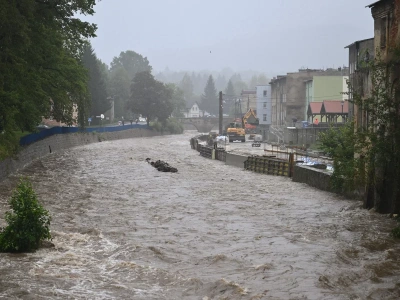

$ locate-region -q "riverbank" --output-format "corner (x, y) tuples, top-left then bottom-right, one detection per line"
(1, 131), (398, 299)
(192, 135), (335, 193)
(0, 128), (163, 182)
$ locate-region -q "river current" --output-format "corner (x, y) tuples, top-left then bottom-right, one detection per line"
(0, 131), (399, 299)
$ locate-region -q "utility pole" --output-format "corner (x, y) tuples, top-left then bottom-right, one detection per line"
(219, 91), (223, 134)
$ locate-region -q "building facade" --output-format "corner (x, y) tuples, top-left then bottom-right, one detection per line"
(304, 76), (349, 120)
(345, 38), (374, 125)
(368, 0), (400, 59)
(270, 68), (348, 126)
(183, 102), (201, 118)
(256, 85), (272, 126)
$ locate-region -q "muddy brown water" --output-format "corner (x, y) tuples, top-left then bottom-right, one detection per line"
(0, 131), (399, 299)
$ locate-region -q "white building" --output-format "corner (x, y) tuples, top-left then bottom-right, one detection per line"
(256, 85), (271, 140)
(256, 85), (272, 126)
(183, 102), (201, 118)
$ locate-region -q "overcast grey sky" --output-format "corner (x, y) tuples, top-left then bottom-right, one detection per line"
(86, 0), (375, 74)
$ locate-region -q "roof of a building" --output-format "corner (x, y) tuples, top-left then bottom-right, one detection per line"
(344, 38), (374, 49)
(321, 100), (349, 114)
(186, 101), (199, 109)
(307, 102), (323, 114)
(241, 90), (256, 95)
(307, 100), (349, 115)
(269, 75), (287, 84)
(366, 0), (384, 8)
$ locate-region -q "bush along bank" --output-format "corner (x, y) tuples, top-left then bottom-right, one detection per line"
(150, 118), (184, 134)
(0, 178), (52, 252)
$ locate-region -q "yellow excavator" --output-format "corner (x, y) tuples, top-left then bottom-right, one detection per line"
(227, 120), (246, 142)
(226, 99), (246, 142)
(242, 108), (259, 134)
(226, 108), (259, 142)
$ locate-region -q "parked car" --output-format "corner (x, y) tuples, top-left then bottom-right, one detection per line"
(36, 124), (50, 130)
(295, 121), (310, 128)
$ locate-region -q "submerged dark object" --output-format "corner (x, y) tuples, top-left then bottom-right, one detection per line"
(146, 158), (178, 173)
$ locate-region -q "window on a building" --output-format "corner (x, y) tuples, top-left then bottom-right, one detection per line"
(263, 114), (267, 121)
(263, 90), (267, 97)
(263, 102), (267, 108)
(380, 17), (387, 48)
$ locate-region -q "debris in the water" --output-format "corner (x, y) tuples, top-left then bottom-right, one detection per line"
(145, 158), (178, 173)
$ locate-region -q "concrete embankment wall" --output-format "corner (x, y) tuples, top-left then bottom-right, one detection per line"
(225, 153), (249, 168)
(292, 165), (332, 192)
(192, 136), (335, 194)
(0, 128), (159, 182)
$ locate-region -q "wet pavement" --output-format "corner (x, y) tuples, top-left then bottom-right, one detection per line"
(0, 131), (399, 299)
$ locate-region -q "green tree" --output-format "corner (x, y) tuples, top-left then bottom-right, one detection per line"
(0, 0), (97, 155)
(319, 50), (400, 214)
(215, 75), (227, 92)
(179, 73), (194, 100)
(82, 44), (110, 122)
(201, 75), (217, 115)
(318, 122), (357, 192)
(0, 179), (51, 252)
(97, 58), (110, 92)
(128, 72), (173, 125)
(248, 74), (269, 89)
(225, 79), (236, 97)
(233, 81), (248, 96)
(257, 74), (269, 85)
(109, 67), (131, 119)
(350, 52), (400, 213)
(248, 75), (258, 90)
(166, 84), (186, 117)
(110, 50), (152, 80)
(224, 79), (236, 116)
(229, 74), (248, 96)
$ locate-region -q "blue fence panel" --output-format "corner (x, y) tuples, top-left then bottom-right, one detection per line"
(19, 124), (150, 146)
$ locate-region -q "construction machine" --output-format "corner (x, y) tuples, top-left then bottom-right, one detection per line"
(226, 99), (246, 142)
(242, 108), (259, 134)
(226, 120), (246, 142)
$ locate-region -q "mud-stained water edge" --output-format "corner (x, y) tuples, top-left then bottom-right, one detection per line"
(0, 131), (399, 299)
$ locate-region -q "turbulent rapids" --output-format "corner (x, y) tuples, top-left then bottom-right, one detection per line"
(0, 131), (400, 299)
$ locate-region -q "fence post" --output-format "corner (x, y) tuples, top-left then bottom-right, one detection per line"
(288, 153), (294, 177)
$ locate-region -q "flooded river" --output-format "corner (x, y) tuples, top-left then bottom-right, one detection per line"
(0, 131), (399, 299)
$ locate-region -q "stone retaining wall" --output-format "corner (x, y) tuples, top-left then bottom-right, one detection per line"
(0, 128), (159, 182)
